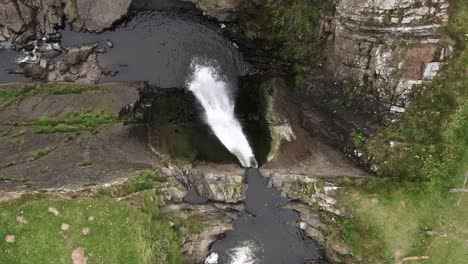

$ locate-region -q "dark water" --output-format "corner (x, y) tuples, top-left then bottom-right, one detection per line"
(0, 47), (27, 83)
(210, 169), (322, 264)
(60, 11), (249, 87)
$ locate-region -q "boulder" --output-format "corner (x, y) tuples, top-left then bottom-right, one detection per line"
(64, 44), (97, 66)
(190, 163), (246, 203)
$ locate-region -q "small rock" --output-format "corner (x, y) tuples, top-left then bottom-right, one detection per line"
(48, 207), (60, 216)
(57, 62), (69, 74)
(71, 247), (87, 264)
(106, 40), (113, 48)
(47, 63), (55, 71)
(95, 47), (106, 53)
(82, 227), (90, 236)
(332, 243), (351, 255)
(69, 67), (79, 75)
(39, 58), (47, 69)
(5, 235), (15, 243)
(43, 49), (62, 59)
(87, 215), (95, 222)
(61, 223), (70, 231)
(16, 215), (27, 224)
(426, 231), (446, 237)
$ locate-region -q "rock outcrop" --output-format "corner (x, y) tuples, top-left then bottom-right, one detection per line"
(189, 163), (246, 203)
(0, 0), (132, 43)
(160, 202), (245, 263)
(183, 0), (242, 21)
(0, 82), (154, 193)
(325, 0), (453, 109)
(65, 0), (132, 32)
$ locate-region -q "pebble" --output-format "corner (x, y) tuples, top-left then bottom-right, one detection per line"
(106, 40), (113, 48)
(48, 207), (60, 216)
(5, 235), (15, 243)
(87, 215), (95, 222)
(82, 227), (90, 236)
(61, 223), (70, 231)
(16, 215), (27, 224)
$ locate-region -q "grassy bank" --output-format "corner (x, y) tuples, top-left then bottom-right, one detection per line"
(340, 0), (468, 262)
(0, 193), (182, 264)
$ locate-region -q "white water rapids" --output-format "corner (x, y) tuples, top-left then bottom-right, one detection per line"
(186, 61), (257, 168)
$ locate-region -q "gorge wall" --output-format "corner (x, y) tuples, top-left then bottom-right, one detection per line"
(326, 0), (452, 111)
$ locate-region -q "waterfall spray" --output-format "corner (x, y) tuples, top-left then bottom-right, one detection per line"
(186, 60), (257, 168)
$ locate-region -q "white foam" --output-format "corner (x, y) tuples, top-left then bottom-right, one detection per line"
(187, 60), (257, 168)
(205, 252), (219, 264)
(227, 241), (260, 264)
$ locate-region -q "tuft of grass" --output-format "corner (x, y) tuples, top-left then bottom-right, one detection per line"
(0, 194), (182, 263)
(106, 169), (168, 198)
(30, 149), (49, 161)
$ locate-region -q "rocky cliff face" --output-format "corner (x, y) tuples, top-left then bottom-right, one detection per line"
(325, 0), (453, 110)
(0, 0), (132, 43)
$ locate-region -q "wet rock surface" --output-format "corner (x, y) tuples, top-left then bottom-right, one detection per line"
(160, 202), (245, 264)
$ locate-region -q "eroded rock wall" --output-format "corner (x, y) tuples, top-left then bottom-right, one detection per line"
(0, 0), (132, 43)
(326, 0), (453, 109)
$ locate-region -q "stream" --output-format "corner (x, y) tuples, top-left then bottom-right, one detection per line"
(209, 169), (321, 264)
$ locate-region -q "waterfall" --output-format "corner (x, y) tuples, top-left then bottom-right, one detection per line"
(186, 60), (257, 168)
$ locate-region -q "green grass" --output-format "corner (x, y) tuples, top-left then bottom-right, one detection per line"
(339, 0), (468, 262)
(30, 149), (49, 161)
(13, 112), (119, 134)
(99, 168), (168, 198)
(0, 85), (91, 108)
(0, 194), (182, 264)
(119, 169), (167, 195)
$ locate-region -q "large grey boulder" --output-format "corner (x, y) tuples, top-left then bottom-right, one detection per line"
(65, 0), (132, 32)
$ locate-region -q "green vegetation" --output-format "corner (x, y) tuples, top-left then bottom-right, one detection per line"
(241, 0), (334, 63)
(340, 0), (468, 262)
(10, 112), (119, 134)
(99, 168), (169, 198)
(238, 0), (334, 88)
(0, 85), (91, 108)
(30, 149), (49, 161)
(0, 194), (182, 263)
(119, 169), (167, 195)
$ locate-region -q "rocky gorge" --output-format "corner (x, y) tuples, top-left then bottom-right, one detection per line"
(1, 0), (465, 264)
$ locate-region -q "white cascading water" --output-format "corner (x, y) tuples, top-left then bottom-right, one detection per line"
(186, 60), (257, 168)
